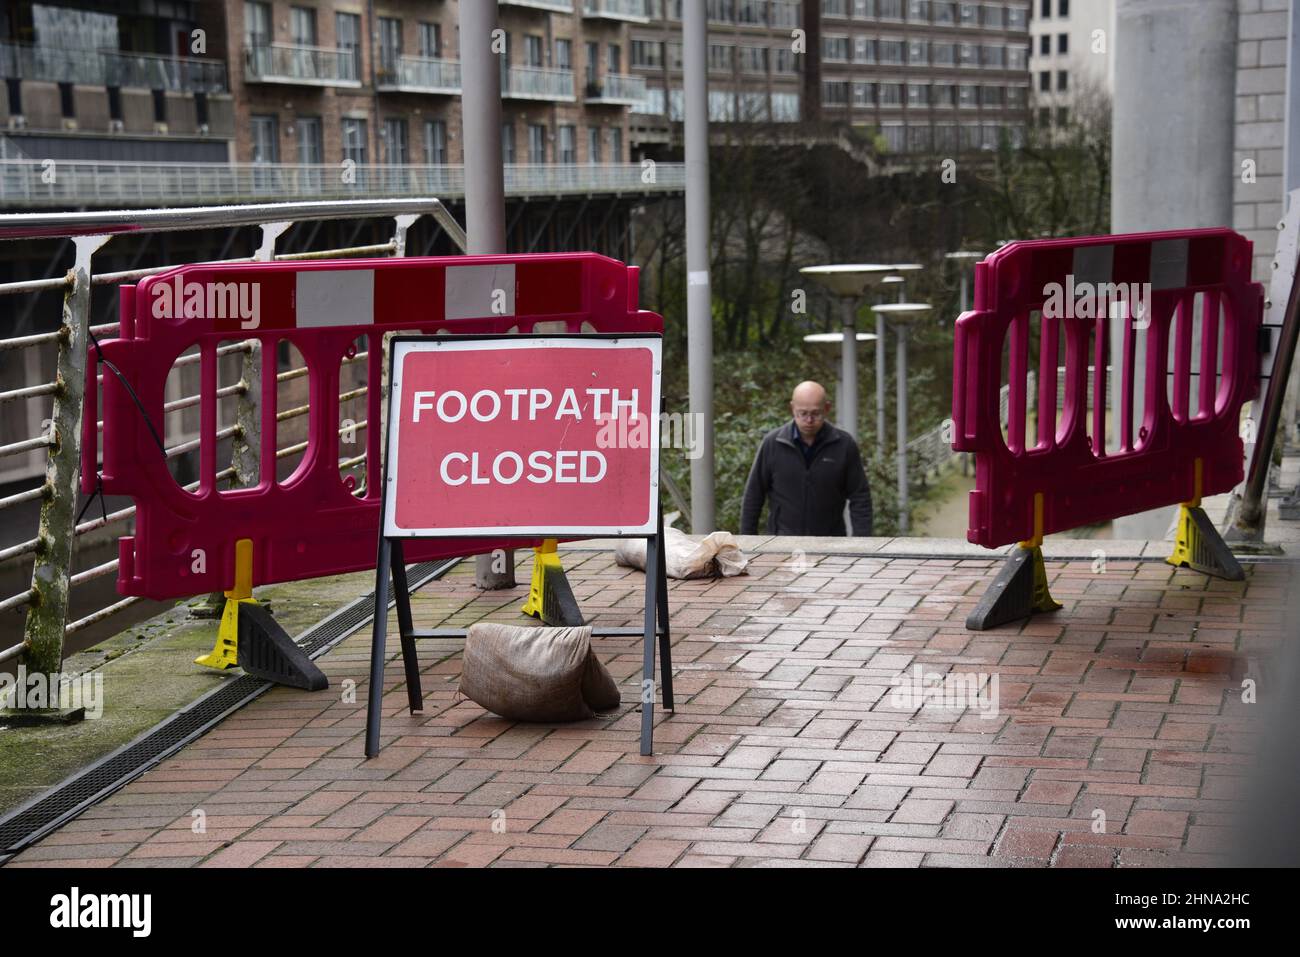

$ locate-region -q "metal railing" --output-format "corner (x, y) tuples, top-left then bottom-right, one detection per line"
(502, 66), (576, 101)
(0, 160), (685, 208)
(0, 198), (467, 676)
(377, 56), (462, 94)
(0, 41), (227, 93)
(500, 0), (576, 11)
(244, 43), (362, 87)
(583, 0), (651, 20)
(587, 73), (649, 105)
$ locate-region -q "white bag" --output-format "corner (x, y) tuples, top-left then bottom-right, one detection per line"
(615, 513), (749, 580)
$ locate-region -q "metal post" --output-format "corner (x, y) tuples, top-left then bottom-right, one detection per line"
(22, 233), (110, 677)
(684, 0), (715, 533)
(896, 322), (909, 534)
(461, 0), (515, 587)
(840, 297), (857, 439)
(876, 310), (887, 451)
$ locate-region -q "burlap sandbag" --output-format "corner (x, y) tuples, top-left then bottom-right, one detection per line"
(459, 622), (620, 722)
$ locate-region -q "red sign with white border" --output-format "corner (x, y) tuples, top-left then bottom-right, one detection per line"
(383, 335), (662, 537)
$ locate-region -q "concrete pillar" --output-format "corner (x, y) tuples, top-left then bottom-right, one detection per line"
(1110, 0), (1238, 539)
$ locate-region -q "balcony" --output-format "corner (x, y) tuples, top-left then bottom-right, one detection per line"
(244, 44), (362, 88)
(376, 56), (462, 95)
(585, 73), (648, 107)
(0, 159), (685, 207)
(583, 0), (651, 22)
(0, 41), (227, 93)
(501, 66), (575, 102)
(499, 0), (575, 12)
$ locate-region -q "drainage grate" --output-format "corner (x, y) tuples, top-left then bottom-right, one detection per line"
(0, 559), (459, 862)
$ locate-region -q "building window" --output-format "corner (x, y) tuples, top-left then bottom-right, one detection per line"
(607, 126), (622, 161)
(879, 82), (903, 106)
(958, 83), (977, 107)
(586, 41), (600, 86)
(771, 91), (800, 120)
(983, 4), (1004, 29)
(245, 1), (271, 45)
(378, 18), (402, 82)
(588, 127), (602, 163)
(932, 42), (956, 65)
(709, 43), (734, 71)
(424, 120), (448, 164)
(933, 83), (956, 106)
(525, 35), (544, 67)
(1039, 70), (1050, 91)
(382, 118), (408, 165)
(556, 38), (572, 70)
(1039, 34), (1050, 56)
(853, 0), (873, 16)
(879, 0), (903, 19)
(1008, 45), (1027, 69)
(418, 22), (442, 58)
(1059, 0), (1069, 14)
(907, 83), (928, 106)
(959, 2), (979, 26)
(558, 125), (576, 163)
(740, 46), (767, 73)
(290, 6), (316, 45)
(1057, 106), (1070, 125)
(1007, 6), (1027, 29)
(528, 123), (547, 164)
(1058, 33), (1068, 54)
(336, 12), (361, 81)
(774, 47), (798, 72)
(251, 114), (278, 163)
(502, 123), (516, 163)
(822, 36), (849, 61)
(934, 1), (956, 23)
(981, 86), (1003, 107)
(908, 0), (930, 22)
(822, 80), (850, 105)
(342, 117), (367, 165)
(632, 40), (663, 68)
(608, 43), (622, 73)
(853, 81), (874, 106)
(823, 0), (847, 15)
(982, 45), (1005, 67)
(1057, 70), (1068, 91)
(1040, 0), (1050, 17)
(880, 39), (905, 64)
(296, 116), (322, 164)
(959, 42), (977, 66)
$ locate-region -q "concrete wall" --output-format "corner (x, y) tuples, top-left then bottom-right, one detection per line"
(1233, 0), (1293, 283)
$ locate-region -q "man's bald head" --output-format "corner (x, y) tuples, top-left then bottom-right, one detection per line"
(792, 381), (827, 407)
(790, 380), (831, 442)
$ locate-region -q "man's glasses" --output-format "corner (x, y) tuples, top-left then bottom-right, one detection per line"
(793, 409), (825, 422)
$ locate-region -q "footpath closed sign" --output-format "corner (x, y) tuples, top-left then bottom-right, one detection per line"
(383, 335), (662, 537)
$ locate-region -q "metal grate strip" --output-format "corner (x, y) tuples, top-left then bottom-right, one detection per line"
(0, 559), (459, 862)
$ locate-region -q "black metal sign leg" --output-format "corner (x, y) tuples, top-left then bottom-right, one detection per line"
(655, 509), (674, 711)
(364, 537), (393, 759)
(639, 528), (660, 756)
(389, 540), (425, 714)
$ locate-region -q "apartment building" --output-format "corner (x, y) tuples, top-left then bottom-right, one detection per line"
(0, 0), (235, 162)
(1028, 0), (1114, 127)
(628, 0), (1031, 156)
(231, 0), (646, 169)
(812, 0), (1031, 153)
(628, 0), (804, 141)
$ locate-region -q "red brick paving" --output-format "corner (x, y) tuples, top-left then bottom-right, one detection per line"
(5, 547), (1294, 868)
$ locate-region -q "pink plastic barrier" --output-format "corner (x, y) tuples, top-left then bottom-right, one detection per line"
(951, 228), (1263, 548)
(82, 253), (662, 600)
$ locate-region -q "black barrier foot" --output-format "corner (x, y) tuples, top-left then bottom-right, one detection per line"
(521, 539), (586, 627)
(237, 604), (329, 691)
(1167, 504), (1246, 581)
(967, 544), (1062, 631)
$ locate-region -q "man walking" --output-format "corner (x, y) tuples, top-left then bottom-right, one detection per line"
(740, 381), (873, 536)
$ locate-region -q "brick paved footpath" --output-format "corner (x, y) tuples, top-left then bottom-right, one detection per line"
(6, 546), (1294, 868)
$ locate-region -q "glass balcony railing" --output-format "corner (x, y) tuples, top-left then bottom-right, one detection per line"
(583, 0), (651, 22)
(376, 56), (462, 94)
(501, 66), (576, 101)
(0, 160), (685, 207)
(585, 73), (648, 106)
(0, 42), (227, 93)
(244, 43), (362, 87)
(499, 0), (576, 12)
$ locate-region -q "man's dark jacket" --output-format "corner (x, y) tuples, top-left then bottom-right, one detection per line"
(740, 421), (873, 536)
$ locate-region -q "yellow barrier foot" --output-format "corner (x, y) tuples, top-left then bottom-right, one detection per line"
(521, 539), (586, 626)
(966, 544), (1062, 631)
(194, 596), (244, 670)
(1167, 504), (1246, 581)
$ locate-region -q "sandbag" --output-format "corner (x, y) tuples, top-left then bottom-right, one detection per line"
(615, 525), (750, 579)
(459, 622), (620, 722)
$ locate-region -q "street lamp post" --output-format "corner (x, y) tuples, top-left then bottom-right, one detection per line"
(872, 302), (933, 534)
(945, 250), (984, 315)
